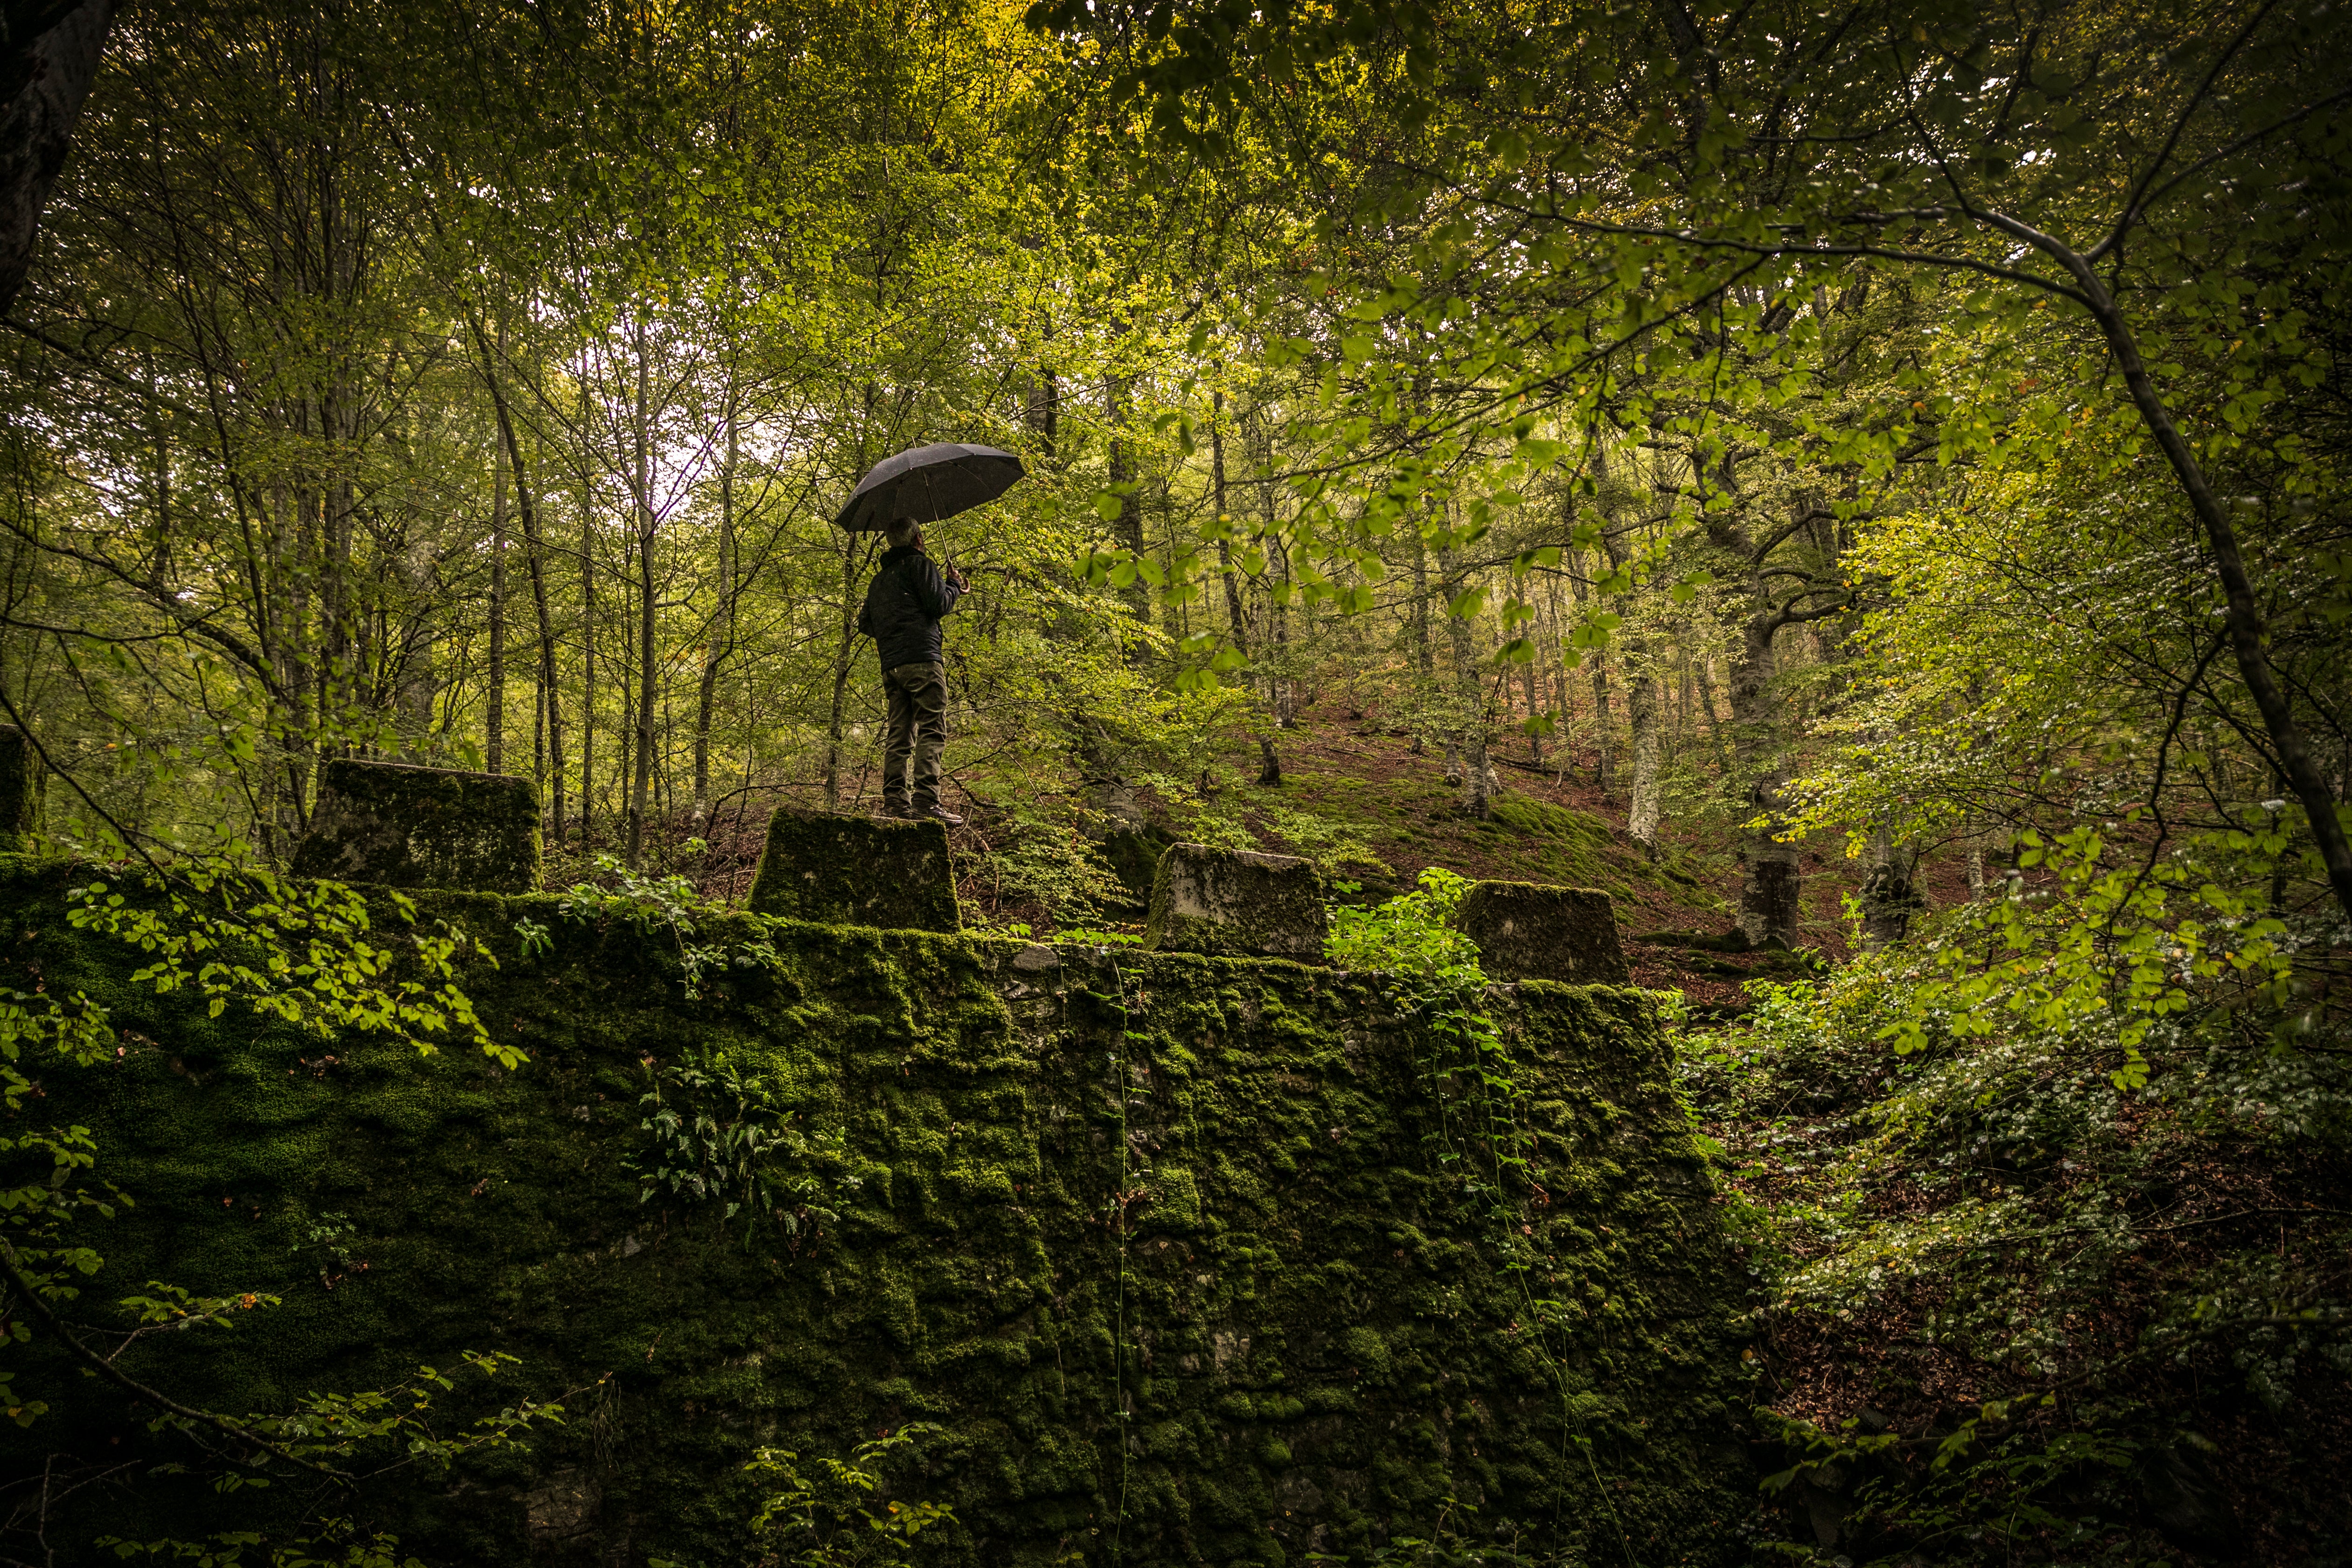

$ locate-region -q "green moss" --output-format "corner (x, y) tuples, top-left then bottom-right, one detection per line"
(289, 757), (540, 892)
(1452, 880), (1631, 986)
(746, 806), (959, 931)
(1144, 844), (1328, 961)
(0, 859), (1751, 1565)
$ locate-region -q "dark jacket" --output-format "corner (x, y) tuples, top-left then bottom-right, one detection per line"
(857, 544), (962, 671)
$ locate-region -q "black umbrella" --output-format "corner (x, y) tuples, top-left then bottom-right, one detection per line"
(833, 442), (1026, 532)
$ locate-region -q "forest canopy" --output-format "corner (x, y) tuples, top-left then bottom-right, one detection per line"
(0, 0), (2342, 939)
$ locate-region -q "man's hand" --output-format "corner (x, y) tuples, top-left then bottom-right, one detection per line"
(944, 561), (969, 592)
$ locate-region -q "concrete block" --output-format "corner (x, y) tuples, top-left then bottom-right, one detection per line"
(1451, 880), (1629, 985)
(0, 725), (41, 851)
(1145, 842), (1327, 961)
(292, 759), (541, 892)
(746, 808), (958, 931)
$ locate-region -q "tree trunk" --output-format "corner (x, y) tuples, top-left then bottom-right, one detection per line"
(1625, 671), (1661, 851)
(1568, 548), (1614, 791)
(1993, 212), (2352, 927)
(578, 376), (595, 848)
(1521, 658), (1542, 766)
(1435, 538), (1491, 819)
(629, 331), (656, 863)
(474, 317), (565, 845)
(1859, 829), (1924, 947)
(486, 410), (507, 775)
(1029, 350), (1058, 461)
(1711, 510), (1800, 950)
(1408, 532), (1433, 690)
(693, 407), (737, 824)
(823, 524), (864, 812)
(1598, 447), (1661, 852)
(271, 483), (309, 850)
(1694, 653), (1731, 771)
(1210, 390), (1277, 786)
(0, 0), (112, 315)
(616, 591), (632, 840)
(1106, 374), (1147, 626)
(323, 456), (353, 737)
(1211, 392), (1248, 656)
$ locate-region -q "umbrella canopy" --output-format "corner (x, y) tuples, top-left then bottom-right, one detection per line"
(833, 441), (1026, 532)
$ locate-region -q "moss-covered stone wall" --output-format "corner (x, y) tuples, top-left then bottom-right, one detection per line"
(0, 860), (1753, 1565)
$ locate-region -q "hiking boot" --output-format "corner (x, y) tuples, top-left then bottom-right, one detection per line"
(920, 805), (964, 826)
(879, 800), (913, 820)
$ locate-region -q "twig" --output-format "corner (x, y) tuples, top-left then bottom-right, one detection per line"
(0, 1237), (348, 1482)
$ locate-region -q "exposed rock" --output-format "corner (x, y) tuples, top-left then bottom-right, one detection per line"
(523, 1466), (601, 1541)
(0, 724), (41, 850)
(291, 758), (540, 892)
(1144, 842), (1327, 961)
(746, 806), (958, 931)
(1450, 880), (1630, 985)
(2140, 1440), (2243, 1560)
(1098, 821), (1174, 910)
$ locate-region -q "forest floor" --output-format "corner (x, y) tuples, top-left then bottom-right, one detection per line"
(963, 691), (1969, 1009)
(662, 687), (1984, 1011)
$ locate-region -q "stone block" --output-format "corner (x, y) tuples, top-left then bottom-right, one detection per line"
(1451, 880), (1629, 985)
(1144, 842), (1327, 961)
(0, 725), (41, 851)
(292, 758), (541, 892)
(746, 807), (958, 931)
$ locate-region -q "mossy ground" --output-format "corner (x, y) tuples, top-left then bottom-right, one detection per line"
(0, 859), (1755, 1565)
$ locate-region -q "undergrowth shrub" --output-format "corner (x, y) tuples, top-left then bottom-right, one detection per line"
(1678, 831), (2352, 1563)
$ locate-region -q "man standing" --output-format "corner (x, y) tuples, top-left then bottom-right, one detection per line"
(857, 517), (967, 823)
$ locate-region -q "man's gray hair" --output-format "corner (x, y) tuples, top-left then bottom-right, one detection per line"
(884, 517), (923, 549)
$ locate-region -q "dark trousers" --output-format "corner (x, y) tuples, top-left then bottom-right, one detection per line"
(882, 661), (949, 811)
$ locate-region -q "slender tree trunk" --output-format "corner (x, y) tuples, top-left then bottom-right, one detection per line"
(1436, 538), (1491, 818)
(143, 351), (171, 593)
(1694, 653), (1731, 771)
(1598, 448), (1661, 851)
(1710, 506), (1801, 950)
(579, 378), (595, 847)
(1996, 213), (2352, 926)
(486, 411), (507, 774)
(1211, 392), (1248, 653)
(693, 407), (737, 823)
(1859, 828), (1924, 947)
(394, 533), (435, 750)
(1408, 535), (1433, 688)
(1106, 373), (1147, 626)
(323, 447), (352, 737)
(1544, 573), (1572, 775)
(1569, 548), (1614, 791)
(629, 336), (657, 861)
(1621, 651), (1660, 846)
(1210, 391), (1278, 785)
(1268, 543), (1292, 729)
(474, 317), (566, 842)
(1029, 315), (1058, 461)
(1522, 658), (1542, 766)
(824, 532), (861, 812)
(273, 483), (310, 847)
(824, 393), (876, 812)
